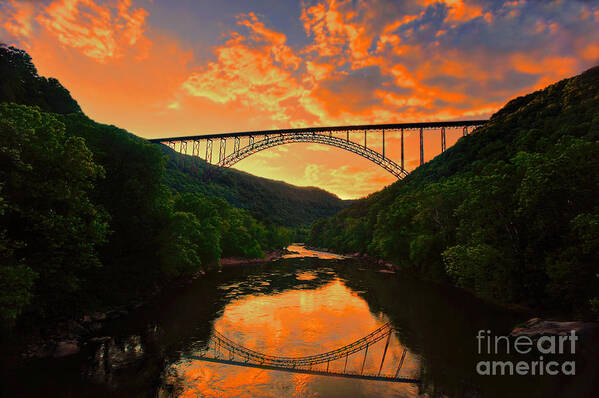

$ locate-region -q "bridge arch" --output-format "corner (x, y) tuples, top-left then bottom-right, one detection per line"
(149, 120), (487, 180)
(217, 132), (409, 179)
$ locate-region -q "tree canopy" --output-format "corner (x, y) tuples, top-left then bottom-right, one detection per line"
(309, 66), (599, 317)
(0, 47), (293, 324)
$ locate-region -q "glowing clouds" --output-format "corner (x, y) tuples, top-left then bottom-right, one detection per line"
(2, 0), (36, 38)
(182, 14), (307, 125)
(302, 163), (396, 199)
(35, 0), (150, 62)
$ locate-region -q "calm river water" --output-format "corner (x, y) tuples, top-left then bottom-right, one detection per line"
(2, 245), (596, 397)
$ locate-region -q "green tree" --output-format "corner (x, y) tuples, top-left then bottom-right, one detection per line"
(157, 211), (203, 279)
(0, 190), (37, 321)
(0, 103), (107, 319)
(0, 44), (81, 114)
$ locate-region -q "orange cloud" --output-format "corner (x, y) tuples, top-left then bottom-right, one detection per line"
(2, 0), (36, 38)
(300, 0), (378, 65)
(304, 60), (335, 82)
(582, 44), (599, 61)
(35, 0), (149, 62)
(511, 54), (580, 89)
(441, 0), (483, 23)
(182, 14), (308, 125)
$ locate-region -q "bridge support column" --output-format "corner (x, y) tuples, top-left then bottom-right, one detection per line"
(344, 353), (349, 372)
(463, 126), (468, 136)
(382, 129), (385, 158)
(419, 128), (424, 166)
(441, 127), (446, 152)
(378, 332), (392, 376)
(364, 130), (367, 148)
(219, 138), (227, 163)
(395, 347), (407, 378)
(205, 139), (213, 164)
(249, 135), (254, 148)
(361, 344), (369, 375)
(191, 140), (200, 175)
(346, 131), (349, 143)
(234, 136), (240, 154)
(401, 129), (404, 170)
(180, 140), (188, 155)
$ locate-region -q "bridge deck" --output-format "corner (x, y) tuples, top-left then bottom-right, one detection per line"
(148, 120), (487, 142)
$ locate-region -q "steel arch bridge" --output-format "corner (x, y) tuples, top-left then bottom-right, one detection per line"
(186, 322), (420, 383)
(148, 120), (487, 179)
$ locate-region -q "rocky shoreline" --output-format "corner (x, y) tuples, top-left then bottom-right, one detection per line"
(511, 317), (599, 341)
(18, 300), (148, 360)
(510, 317), (599, 364)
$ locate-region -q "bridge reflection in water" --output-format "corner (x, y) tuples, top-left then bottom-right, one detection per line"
(186, 322), (420, 384)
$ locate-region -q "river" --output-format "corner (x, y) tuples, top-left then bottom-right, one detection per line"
(1, 245), (596, 397)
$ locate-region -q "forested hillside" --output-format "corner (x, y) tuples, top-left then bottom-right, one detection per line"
(0, 44), (297, 324)
(161, 146), (348, 227)
(309, 66), (599, 316)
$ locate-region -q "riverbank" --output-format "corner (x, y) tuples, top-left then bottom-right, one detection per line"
(219, 248), (293, 266)
(1, 245), (326, 363)
(304, 244), (599, 328)
(3, 298), (149, 362)
(3, 248), (599, 398)
(3, 251), (286, 363)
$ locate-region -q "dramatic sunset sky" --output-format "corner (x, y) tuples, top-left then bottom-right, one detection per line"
(2, 0), (598, 198)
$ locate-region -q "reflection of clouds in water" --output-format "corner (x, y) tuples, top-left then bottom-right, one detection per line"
(283, 245), (346, 260)
(173, 274), (418, 397)
(296, 271), (317, 281)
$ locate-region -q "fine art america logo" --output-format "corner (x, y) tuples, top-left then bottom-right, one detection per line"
(476, 330), (577, 376)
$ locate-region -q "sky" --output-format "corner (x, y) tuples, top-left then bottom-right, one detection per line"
(1, 0), (598, 199)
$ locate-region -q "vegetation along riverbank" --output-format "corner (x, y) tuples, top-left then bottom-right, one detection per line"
(0, 44), (347, 351)
(308, 65), (599, 320)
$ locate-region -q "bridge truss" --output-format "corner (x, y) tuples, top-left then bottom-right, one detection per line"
(185, 322), (420, 383)
(148, 120), (486, 179)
